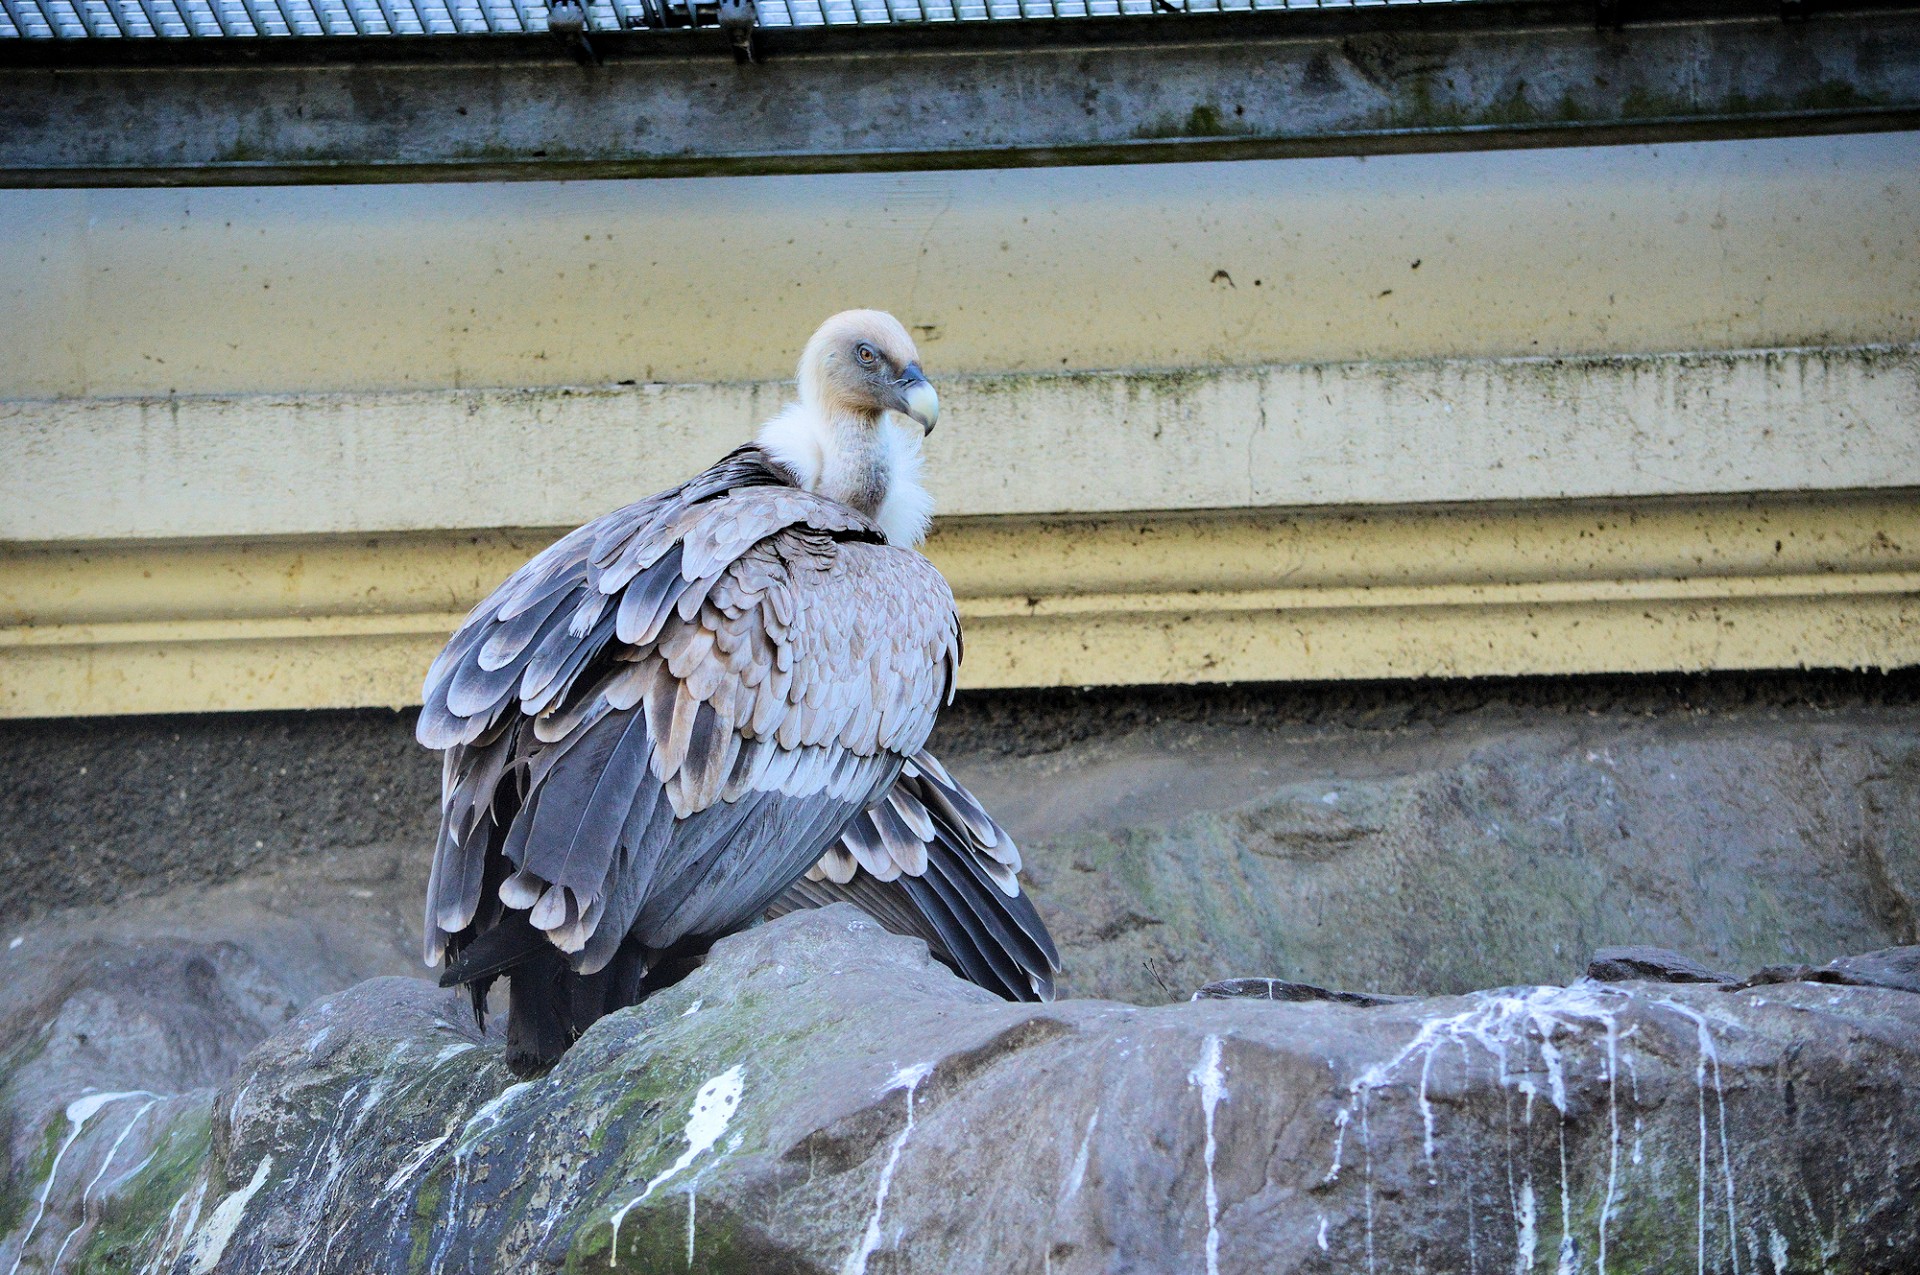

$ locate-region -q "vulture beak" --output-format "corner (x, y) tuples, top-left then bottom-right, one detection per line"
(893, 364), (940, 435)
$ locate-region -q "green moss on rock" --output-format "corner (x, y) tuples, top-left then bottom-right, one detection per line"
(71, 1106), (213, 1275)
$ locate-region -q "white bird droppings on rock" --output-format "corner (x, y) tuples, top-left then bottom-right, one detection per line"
(1654, 997), (1739, 1275)
(1189, 1035), (1227, 1275)
(1062, 1109), (1099, 1201)
(186, 1155), (272, 1275)
(381, 1120), (457, 1197)
(7, 1089), (162, 1275)
(609, 1064), (745, 1267)
(1514, 1179), (1537, 1275)
(49, 1095), (161, 1272)
(842, 1063), (933, 1275)
(427, 1080), (538, 1275)
(1330, 984), (1632, 1275)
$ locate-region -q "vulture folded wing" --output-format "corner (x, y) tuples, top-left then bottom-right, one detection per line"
(768, 750), (1061, 1001)
(419, 450), (961, 983)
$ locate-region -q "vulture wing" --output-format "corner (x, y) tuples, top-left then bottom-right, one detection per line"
(768, 750), (1061, 1001)
(417, 448), (960, 1068)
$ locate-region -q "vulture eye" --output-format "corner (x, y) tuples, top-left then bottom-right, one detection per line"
(855, 342), (878, 365)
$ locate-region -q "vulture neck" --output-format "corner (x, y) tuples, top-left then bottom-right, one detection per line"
(756, 401), (933, 548)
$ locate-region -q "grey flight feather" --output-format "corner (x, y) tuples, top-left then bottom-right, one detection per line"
(770, 749), (1061, 1001)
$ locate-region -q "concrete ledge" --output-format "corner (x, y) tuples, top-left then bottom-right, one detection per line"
(3, 3), (1917, 184)
(4, 491), (1915, 715)
(5, 343), (1917, 541)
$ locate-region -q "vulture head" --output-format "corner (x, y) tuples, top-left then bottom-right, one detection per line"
(761, 310), (940, 548)
(798, 309), (940, 434)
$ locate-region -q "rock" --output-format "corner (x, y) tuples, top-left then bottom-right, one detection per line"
(0, 846), (424, 1275)
(1732, 944), (1920, 995)
(30, 907), (1920, 1274)
(962, 713), (1920, 1004)
(1584, 945), (1735, 985)
(1824, 944), (1920, 993)
(12, 681), (1920, 1012)
(1190, 977), (1410, 1006)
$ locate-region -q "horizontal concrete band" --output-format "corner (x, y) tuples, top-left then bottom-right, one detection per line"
(10, 135), (1915, 399)
(5, 342), (1918, 542)
(3, 3), (1917, 184)
(3, 490), (1916, 716)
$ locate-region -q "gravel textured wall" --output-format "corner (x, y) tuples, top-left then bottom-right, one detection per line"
(3, 672), (1917, 1000)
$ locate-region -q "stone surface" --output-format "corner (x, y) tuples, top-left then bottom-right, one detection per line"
(967, 686), (1920, 1004)
(1824, 946), (1920, 994)
(1734, 945), (1920, 996)
(1585, 946), (1735, 986)
(0, 708), (434, 919)
(4, 674), (1919, 1271)
(6, 909), (1916, 1274)
(1190, 978), (1411, 1006)
(7, 675), (1918, 1010)
(0, 843), (423, 1275)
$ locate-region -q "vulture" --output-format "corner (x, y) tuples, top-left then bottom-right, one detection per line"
(417, 310), (1060, 1076)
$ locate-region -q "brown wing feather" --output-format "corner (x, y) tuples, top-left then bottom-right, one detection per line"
(419, 446), (960, 982)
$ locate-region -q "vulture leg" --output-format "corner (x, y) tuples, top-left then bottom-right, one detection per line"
(495, 931), (714, 1076)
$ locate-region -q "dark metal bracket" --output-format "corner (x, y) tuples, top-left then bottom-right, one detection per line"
(545, 0), (598, 61)
(717, 0), (754, 62)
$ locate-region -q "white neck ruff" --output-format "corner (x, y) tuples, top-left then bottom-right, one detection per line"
(757, 403), (933, 548)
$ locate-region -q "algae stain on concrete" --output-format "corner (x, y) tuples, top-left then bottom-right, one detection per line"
(1370, 74), (1891, 136)
(1135, 104), (1246, 140)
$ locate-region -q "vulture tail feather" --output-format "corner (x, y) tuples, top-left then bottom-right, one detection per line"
(503, 946), (583, 1077)
(917, 848), (1034, 999)
(934, 832), (1061, 982)
(645, 791), (852, 945)
(503, 932), (699, 1077)
(573, 783), (673, 976)
(439, 912), (550, 989)
(896, 871), (1011, 998)
(523, 709), (654, 900)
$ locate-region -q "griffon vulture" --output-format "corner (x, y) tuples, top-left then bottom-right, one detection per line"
(418, 310), (1059, 1075)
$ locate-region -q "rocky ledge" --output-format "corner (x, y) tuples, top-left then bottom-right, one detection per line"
(8, 908), (1920, 1274)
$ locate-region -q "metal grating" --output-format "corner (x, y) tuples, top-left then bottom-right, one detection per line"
(0, 0), (1474, 38)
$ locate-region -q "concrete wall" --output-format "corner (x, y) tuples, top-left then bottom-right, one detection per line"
(7, 491), (1919, 716)
(6, 672), (1916, 1000)
(4, 132), (1918, 716)
(5, 135), (1916, 395)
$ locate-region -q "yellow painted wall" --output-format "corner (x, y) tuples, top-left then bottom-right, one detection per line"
(7, 346), (1915, 541)
(6, 493), (1916, 717)
(3, 133), (1916, 398)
